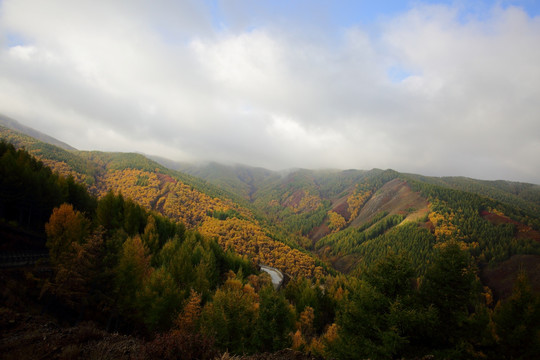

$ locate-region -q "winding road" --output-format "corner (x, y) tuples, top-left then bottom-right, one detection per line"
(259, 265), (284, 289)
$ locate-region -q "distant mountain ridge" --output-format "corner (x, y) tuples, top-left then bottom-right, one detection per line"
(0, 113), (76, 151)
(0, 120), (325, 278)
(2, 115), (540, 294)
(179, 162), (540, 219)
(177, 158), (540, 286)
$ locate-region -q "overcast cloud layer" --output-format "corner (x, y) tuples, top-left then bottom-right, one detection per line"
(1, 0), (539, 184)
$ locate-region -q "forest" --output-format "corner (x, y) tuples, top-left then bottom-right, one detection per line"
(1, 132), (540, 359)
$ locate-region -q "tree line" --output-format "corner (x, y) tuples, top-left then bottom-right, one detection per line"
(1, 140), (539, 359)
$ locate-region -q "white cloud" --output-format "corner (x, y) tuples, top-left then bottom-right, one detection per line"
(0, 1), (539, 183)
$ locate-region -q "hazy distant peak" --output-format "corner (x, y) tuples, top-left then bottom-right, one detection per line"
(0, 114), (76, 151)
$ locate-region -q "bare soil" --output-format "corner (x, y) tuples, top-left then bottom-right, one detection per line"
(282, 189), (307, 209)
(481, 254), (540, 300)
(481, 211), (540, 242)
(0, 307), (143, 360)
(350, 179), (429, 228)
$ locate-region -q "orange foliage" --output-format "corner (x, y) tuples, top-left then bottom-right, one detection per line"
(346, 188), (371, 221)
(199, 217), (323, 278)
(309, 323), (339, 357)
(45, 203), (89, 266)
(176, 289), (202, 331)
(428, 208), (459, 241)
(291, 329), (306, 351)
(297, 306), (315, 340)
(95, 168), (323, 278)
(327, 211), (346, 232)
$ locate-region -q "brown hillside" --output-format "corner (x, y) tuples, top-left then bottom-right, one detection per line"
(481, 254), (540, 300)
(350, 178), (429, 228)
(331, 193), (352, 220)
(481, 211), (540, 242)
(308, 188), (355, 242)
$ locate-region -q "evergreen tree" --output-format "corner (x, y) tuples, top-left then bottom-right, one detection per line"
(254, 285), (294, 352)
(493, 270), (540, 359)
(201, 275), (259, 354)
(419, 242), (482, 353)
(332, 253), (434, 359)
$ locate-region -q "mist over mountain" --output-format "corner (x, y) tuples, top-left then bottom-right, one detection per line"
(0, 113), (76, 151)
(2, 115), (540, 359)
(2, 1), (540, 184)
(2, 0), (540, 357)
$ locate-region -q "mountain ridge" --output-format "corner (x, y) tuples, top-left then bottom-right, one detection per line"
(0, 113), (76, 151)
(2, 116), (540, 281)
(2, 115), (540, 359)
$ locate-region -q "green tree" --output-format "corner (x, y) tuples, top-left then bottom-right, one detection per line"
(419, 242), (481, 352)
(201, 276), (259, 354)
(115, 235), (152, 321)
(493, 270), (540, 359)
(332, 253), (436, 359)
(142, 215), (160, 259)
(97, 190), (124, 233)
(364, 252), (415, 299)
(253, 285), (295, 352)
(138, 267), (185, 332)
(333, 281), (405, 360)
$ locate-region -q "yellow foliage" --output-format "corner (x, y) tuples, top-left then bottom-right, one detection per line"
(327, 211), (346, 232)
(434, 239), (468, 251)
(282, 190), (321, 214)
(323, 323), (339, 344)
(428, 208), (459, 241)
(92, 168), (324, 279)
(98, 169), (162, 209)
(489, 207), (505, 217)
(175, 289), (202, 331)
(268, 199), (280, 207)
(347, 188), (371, 221)
(199, 217), (323, 278)
(308, 323), (339, 357)
(294, 193), (321, 213)
(38, 158), (89, 185)
(298, 306), (315, 339)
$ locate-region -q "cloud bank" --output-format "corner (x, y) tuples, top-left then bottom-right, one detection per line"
(1, 0), (539, 183)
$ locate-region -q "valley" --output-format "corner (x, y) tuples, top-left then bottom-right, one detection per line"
(1, 117), (540, 359)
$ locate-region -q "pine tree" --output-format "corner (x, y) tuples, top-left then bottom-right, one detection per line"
(254, 285), (294, 352)
(493, 270), (540, 359)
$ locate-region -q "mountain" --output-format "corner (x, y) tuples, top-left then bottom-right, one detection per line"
(2, 118), (540, 288)
(2, 117), (540, 359)
(182, 162), (540, 286)
(0, 125), (324, 278)
(0, 113), (76, 151)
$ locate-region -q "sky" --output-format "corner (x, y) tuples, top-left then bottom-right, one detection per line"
(1, 0), (539, 184)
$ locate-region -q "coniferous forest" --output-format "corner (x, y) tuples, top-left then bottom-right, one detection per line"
(1, 127), (540, 359)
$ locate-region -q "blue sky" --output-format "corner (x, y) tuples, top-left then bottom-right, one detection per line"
(1, 0), (540, 183)
(204, 0), (540, 30)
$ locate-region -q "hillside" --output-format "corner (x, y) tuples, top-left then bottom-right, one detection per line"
(0, 114), (76, 151)
(182, 162), (540, 277)
(0, 127), (323, 278)
(3, 120), (539, 280)
(2, 120), (540, 359)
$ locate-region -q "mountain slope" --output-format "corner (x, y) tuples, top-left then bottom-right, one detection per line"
(0, 127), (323, 278)
(0, 114), (76, 151)
(2, 118), (540, 284)
(181, 162), (540, 277)
(405, 173), (540, 215)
